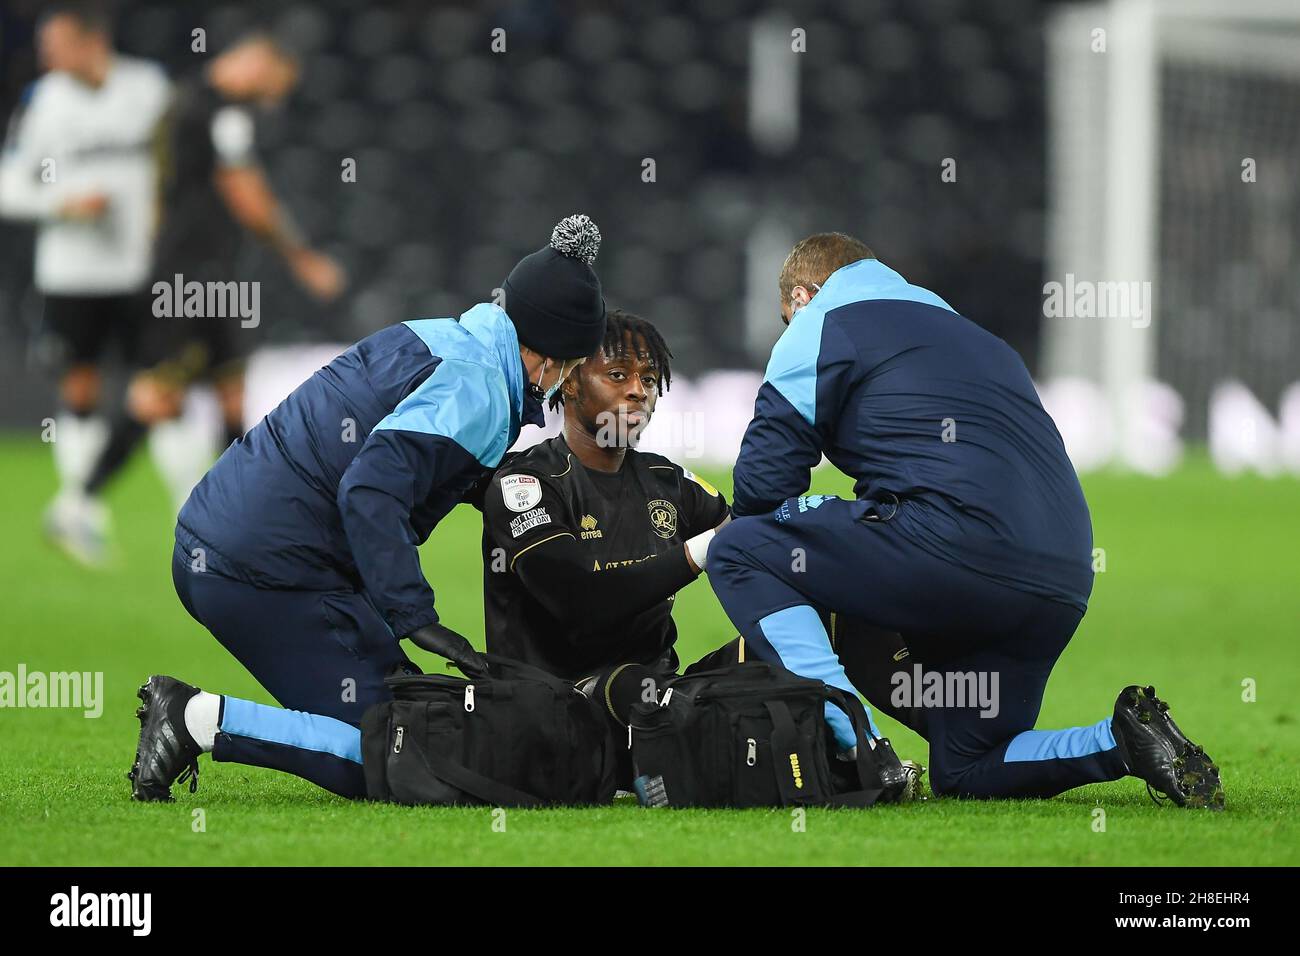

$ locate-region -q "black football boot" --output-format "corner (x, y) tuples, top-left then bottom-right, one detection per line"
(127, 675), (203, 802)
(1112, 684), (1224, 810)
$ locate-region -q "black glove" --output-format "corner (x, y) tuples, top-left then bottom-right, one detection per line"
(404, 622), (489, 677)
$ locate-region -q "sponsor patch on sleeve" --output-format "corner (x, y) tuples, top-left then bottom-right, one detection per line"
(509, 507), (551, 538)
(683, 468), (721, 498)
(500, 473), (543, 513)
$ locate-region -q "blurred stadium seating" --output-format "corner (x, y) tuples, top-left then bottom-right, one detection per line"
(0, 0), (1054, 428)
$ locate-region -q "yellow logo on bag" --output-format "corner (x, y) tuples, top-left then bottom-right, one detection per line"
(789, 753), (803, 789)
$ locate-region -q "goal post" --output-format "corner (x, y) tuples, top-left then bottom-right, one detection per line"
(1043, 0), (1300, 471)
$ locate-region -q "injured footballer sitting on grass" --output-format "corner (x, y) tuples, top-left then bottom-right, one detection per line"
(127, 306), (732, 800)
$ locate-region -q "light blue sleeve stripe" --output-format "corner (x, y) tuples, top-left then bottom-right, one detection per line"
(402, 317), (460, 356)
(221, 696), (362, 764)
(760, 258), (957, 432)
(756, 604), (880, 748)
(763, 312), (825, 427)
(373, 357), (512, 467)
(1003, 717), (1117, 763)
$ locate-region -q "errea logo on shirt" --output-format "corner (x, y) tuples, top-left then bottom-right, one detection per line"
(500, 474), (542, 513)
(579, 514), (602, 539)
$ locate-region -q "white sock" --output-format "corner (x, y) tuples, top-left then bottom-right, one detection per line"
(149, 415), (218, 513)
(184, 691), (221, 753)
(52, 413), (108, 496)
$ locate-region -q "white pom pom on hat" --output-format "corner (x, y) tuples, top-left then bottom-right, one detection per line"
(549, 214), (602, 265)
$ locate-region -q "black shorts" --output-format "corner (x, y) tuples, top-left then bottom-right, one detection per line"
(141, 312), (250, 386)
(41, 292), (151, 367)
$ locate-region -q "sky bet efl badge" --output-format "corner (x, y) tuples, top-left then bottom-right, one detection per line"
(500, 474), (542, 513)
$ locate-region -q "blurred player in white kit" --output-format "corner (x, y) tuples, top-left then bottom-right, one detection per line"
(0, 2), (169, 565)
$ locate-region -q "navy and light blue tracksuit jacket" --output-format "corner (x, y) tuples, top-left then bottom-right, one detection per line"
(176, 304), (543, 638)
(732, 258), (1093, 610)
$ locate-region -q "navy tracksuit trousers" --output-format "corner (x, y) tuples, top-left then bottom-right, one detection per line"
(708, 495), (1129, 799)
(172, 543), (406, 798)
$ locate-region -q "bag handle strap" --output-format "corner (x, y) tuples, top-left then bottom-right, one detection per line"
(411, 737), (546, 808)
(480, 653), (576, 694)
(764, 700), (809, 805)
(822, 686), (886, 808)
(671, 662), (780, 685)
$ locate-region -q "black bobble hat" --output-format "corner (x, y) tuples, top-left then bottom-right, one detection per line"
(502, 214), (607, 360)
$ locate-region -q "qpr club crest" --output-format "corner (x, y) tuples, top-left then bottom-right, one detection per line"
(647, 499), (678, 538)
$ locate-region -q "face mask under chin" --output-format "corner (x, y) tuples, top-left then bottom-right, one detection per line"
(528, 358), (575, 404)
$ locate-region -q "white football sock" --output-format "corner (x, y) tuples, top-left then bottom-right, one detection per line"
(149, 415), (218, 513)
(183, 691), (221, 753)
(52, 413), (108, 496)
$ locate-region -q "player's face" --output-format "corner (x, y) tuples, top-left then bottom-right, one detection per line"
(569, 336), (660, 447)
(39, 17), (96, 76)
(215, 42), (298, 104)
(251, 48), (300, 103)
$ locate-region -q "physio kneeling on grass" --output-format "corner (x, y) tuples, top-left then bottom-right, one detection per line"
(706, 232), (1224, 809)
(128, 215), (606, 801)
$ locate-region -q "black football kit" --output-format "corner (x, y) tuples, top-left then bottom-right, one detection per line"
(481, 434), (729, 681)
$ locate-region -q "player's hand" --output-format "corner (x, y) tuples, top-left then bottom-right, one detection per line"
(58, 193), (109, 221)
(127, 374), (185, 423)
(404, 622), (490, 677)
(289, 248), (346, 301)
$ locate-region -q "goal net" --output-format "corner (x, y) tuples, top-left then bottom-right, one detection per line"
(1042, 0), (1300, 474)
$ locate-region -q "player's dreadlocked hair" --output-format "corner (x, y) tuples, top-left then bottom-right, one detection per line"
(548, 308), (673, 410)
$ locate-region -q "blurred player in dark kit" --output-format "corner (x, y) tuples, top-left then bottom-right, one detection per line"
(83, 32), (345, 518)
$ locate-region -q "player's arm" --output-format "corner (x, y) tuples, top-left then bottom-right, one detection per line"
(731, 316), (857, 516)
(0, 83), (102, 222)
(678, 468), (730, 529)
(337, 360), (510, 641)
(208, 106), (343, 300)
(483, 472), (701, 642)
(515, 538), (698, 639)
(673, 466), (731, 571)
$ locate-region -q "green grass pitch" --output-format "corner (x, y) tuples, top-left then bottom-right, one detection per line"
(0, 434), (1296, 866)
